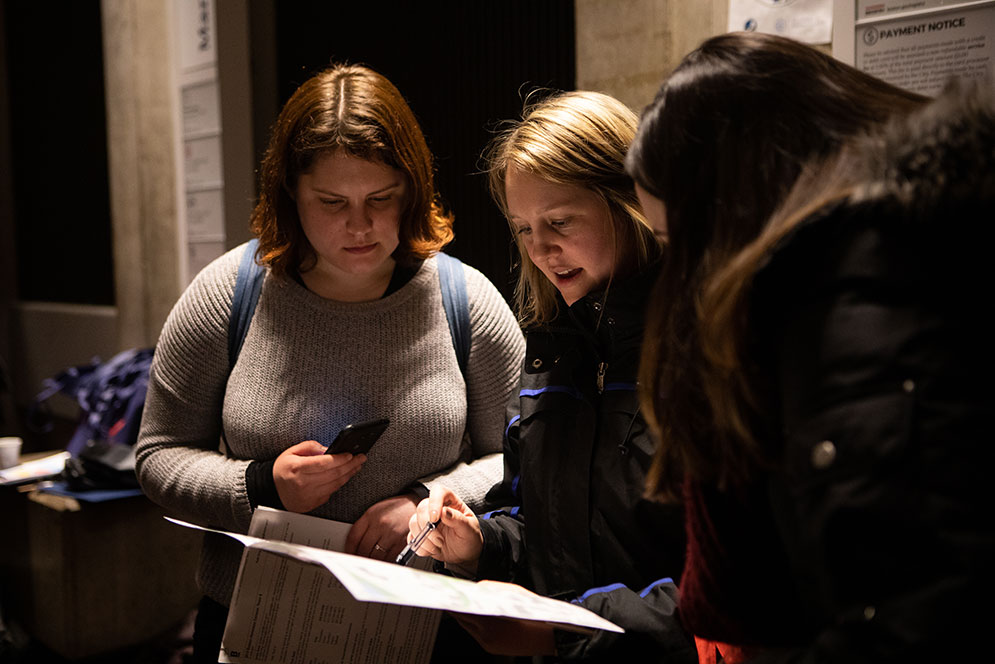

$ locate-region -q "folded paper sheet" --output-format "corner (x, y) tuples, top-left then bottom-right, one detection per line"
(168, 508), (622, 664)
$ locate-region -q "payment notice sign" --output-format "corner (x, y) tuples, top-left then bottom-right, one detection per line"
(835, 1), (995, 96)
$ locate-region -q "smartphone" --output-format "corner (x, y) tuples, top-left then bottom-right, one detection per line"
(324, 418), (390, 456)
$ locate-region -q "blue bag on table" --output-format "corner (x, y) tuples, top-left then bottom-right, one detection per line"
(31, 347), (154, 456)
(29, 348), (153, 491)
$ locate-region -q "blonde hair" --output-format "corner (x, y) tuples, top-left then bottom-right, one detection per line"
(484, 90), (657, 326)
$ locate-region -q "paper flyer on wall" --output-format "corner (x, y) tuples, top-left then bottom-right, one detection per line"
(167, 508), (622, 664)
(727, 0), (834, 44)
(854, 1), (995, 96)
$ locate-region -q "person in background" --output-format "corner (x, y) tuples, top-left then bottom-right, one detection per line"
(628, 31), (991, 662)
(135, 63), (525, 663)
(408, 90), (695, 662)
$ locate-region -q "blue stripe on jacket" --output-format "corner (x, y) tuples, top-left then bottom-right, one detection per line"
(480, 505), (521, 520)
(504, 414), (521, 438)
(571, 577), (675, 604)
(639, 577), (675, 598)
(519, 383), (633, 399)
(520, 385), (584, 400)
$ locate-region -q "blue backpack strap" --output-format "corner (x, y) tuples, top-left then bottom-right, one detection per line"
(228, 238), (265, 371)
(436, 252), (470, 378)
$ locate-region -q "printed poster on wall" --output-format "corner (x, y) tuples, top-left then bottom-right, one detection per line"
(177, 0), (217, 72)
(856, 2), (994, 95)
(835, 0), (994, 96)
(184, 135), (224, 188)
(186, 188), (224, 239)
(858, 0), (982, 19)
(182, 80), (221, 137)
(728, 0), (834, 44)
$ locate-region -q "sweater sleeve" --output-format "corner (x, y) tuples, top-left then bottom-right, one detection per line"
(418, 265), (525, 511)
(135, 247), (257, 532)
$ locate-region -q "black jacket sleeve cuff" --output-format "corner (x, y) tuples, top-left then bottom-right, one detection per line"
(246, 459), (285, 510)
(404, 481), (430, 502)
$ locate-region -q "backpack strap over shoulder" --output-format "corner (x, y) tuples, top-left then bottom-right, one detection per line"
(221, 239), (264, 455)
(228, 244), (466, 376)
(228, 239), (265, 371)
(436, 252), (471, 379)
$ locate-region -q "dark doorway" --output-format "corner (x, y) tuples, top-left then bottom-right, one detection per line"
(264, 1), (576, 301)
(3, 0), (114, 305)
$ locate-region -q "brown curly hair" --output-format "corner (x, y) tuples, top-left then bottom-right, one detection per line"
(249, 63), (454, 277)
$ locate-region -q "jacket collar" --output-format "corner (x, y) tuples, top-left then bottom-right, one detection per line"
(563, 260), (662, 337)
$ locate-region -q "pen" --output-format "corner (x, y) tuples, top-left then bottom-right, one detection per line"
(396, 519), (440, 566)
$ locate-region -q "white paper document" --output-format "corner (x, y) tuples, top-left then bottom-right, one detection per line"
(728, 0), (834, 44)
(168, 508), (622, 664)
(0, 451), (70, 485)
(221, 507), (439, 664)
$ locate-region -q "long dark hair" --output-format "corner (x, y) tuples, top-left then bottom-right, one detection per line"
(626, 32), (926, 500)
(250, 63), (454, 278)
(700, 78), (994, 490)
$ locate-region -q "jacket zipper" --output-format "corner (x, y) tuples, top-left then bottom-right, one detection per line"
(597, 361), (606, 393)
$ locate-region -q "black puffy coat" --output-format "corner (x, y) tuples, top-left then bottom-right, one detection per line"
(681, 83), (995, 663)
(477, 265), (695, 662)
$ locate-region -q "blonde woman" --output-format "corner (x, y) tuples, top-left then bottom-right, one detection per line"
(408, 91), (695, 662)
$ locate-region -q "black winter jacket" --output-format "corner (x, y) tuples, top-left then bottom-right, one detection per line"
(681, 83), (995, 663)
(477, 265), (695, 663)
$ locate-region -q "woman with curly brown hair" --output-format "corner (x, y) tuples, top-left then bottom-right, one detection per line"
(136, 64), (524, 662)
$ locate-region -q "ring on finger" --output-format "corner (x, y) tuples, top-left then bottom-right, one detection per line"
(373, 543), (384, 552)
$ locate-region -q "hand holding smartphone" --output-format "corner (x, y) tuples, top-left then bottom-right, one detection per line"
(324, 418), (390, 456)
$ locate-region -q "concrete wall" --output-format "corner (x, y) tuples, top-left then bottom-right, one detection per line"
(102, 0), (182, 350)
(575, 0), (728, 112)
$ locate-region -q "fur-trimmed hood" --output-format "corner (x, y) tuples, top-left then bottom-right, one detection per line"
(854, 78), (995, 216)
(752, 78), (995, 339)
(758, 79), (995, 289)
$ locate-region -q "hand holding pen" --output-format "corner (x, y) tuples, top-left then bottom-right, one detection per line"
(396, 518), (440, 565)
(400, 486), (484, 566)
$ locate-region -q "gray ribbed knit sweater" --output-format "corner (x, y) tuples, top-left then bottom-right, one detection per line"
(136, 245), (525, 604)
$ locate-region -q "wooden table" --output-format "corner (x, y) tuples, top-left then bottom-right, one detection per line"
(0, 483), (201, 659)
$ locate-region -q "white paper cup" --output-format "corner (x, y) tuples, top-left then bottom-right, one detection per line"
(0, 437), (23, 469)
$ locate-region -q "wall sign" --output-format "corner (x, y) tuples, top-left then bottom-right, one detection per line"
(835, 0), (995, 95)
(728, 0), (835, 44)
(175, 0), (226, 284)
